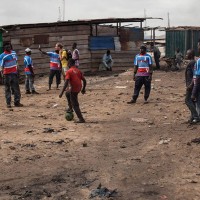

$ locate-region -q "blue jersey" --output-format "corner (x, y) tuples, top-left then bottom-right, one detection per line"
(0, 51), (18, 74)
(134, 53), (153, 76)
(12, 50), (18, 61)
(24, 55), (33, 75)
(47, 52), (60, 70)
(194, 58), (200, 76)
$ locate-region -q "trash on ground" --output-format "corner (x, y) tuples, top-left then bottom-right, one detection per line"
(52, 104), (58, 108)
(191, 138), (200, 144)
(89, 183), (117, 198)
(115, 86), (127, 89)
(159, 138), (172, 145)
(43, 128), (55, 133)
(131, 118), (148, 123)
(155, 79), (161, 82)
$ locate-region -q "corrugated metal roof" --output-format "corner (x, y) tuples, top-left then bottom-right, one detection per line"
(1, 17), (162, 30)
(166, 26), (200, 31)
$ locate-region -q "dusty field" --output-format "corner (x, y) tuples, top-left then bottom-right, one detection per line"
(0, 68), (200, 200)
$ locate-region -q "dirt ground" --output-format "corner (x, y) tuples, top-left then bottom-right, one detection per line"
(0, 66), (200, 200)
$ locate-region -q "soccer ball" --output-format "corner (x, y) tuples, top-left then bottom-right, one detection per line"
(65, 112), (74, 121)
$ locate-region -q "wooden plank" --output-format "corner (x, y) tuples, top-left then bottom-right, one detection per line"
(12, 43), (89, 50)
(49, 35), (89, 42)
(48, 30), (90, 37)
(10, 37), (89, 46)
(7, 25), (90, 36)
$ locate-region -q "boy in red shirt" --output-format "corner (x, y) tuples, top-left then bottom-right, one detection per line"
(59, 59), (86, 123)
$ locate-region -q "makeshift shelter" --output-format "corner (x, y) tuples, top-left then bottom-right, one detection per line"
(166, 26), (200, 58)
(0, 18), (159, 74)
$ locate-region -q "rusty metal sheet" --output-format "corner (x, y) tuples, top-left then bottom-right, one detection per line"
(119, 28), (130, 42)
(20, 37), (33, 47)
(34, 35), (49, 44)
(120, 41), (129, 50)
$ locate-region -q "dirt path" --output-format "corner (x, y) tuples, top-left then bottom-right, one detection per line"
(0, 69), (200, 200)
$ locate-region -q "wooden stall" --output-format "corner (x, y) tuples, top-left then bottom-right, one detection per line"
(1, 18), (146, 75)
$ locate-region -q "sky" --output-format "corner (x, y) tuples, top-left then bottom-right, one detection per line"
(0, 0), (199, 31)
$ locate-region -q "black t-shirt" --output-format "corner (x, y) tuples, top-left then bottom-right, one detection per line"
(185, 60), (195, 87)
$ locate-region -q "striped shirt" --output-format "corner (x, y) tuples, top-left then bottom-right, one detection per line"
(47, 52), (61, 70)
(24, 55), (33, 75)
(134, 53), (153, 76)
(0, 51), (18, 74)
(12, 50), (18, 61)
(194, 58), (200, 76)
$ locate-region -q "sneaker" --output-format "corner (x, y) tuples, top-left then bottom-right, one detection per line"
(127, 99), (136, 104)
(7, 104), (11, 108)
(32, 90), (39, 94)
(190, 119), (200, 124)
(14, 102), (23, 107)
(25, 90), (31, 94)
(144, 100), (148, 104)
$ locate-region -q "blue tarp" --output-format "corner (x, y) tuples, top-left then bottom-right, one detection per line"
(89, 36), (115, 50)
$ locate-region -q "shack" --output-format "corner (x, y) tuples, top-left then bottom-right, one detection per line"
(166, 26), (200, 58)
(0, 18), (149, 74)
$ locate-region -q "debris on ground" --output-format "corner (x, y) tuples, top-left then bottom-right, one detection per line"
(159, 138), (172, 145)
(89, 183), (117, 198)
(191, 137), (200, 144)
(43, 128), (55, 133)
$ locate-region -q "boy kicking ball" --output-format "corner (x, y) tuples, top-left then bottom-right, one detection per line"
(59, 58), (86, 123)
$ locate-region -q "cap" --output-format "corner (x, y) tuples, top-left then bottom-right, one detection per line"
(25, 48), (32, 53)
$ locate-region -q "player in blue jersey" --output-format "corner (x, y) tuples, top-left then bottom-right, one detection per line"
(39, 44), (61, 91)
(127, 45), (153, 104)
(10, 44), (19, 95)
(0, 42), (23, 108)
(191, 56), (200, 121)
(24, 48), (39, 94)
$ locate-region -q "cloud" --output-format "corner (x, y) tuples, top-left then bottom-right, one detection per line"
(0, 0), (200, 28)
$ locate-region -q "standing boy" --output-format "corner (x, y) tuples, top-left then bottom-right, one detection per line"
(175, 48), (183, 70)
(72, 42), (80, 68)
(59, 59), (86, 123)
(39, 44), (61, 90)
(24, 48), (39, 94)
(191, 55), (200, 120)
(185, 49), (199, 124)
(58, 43), (68, 80)
(151, 43), (161, 70)
(0, 42), (23, 108)
(127, 45), (153, 104)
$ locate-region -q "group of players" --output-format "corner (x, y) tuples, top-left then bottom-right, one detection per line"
(1, 42), (200, 124)
(0, 42), (86, 123)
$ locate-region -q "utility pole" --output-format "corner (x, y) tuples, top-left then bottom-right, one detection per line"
(144, 9), (147, 37)
(167, 12), (170, 28)
(144, 9), (147, 26)
(58, 6), (61, 21)
(63, 0), (65, 21)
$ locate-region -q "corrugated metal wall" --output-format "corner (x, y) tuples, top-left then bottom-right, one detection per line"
(0, 32), (3, 54)
(166, 29), (200, 57)
(129, 28), (144, 41)
(191, 30), (200, 54)
(166, 30), (189, 57)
